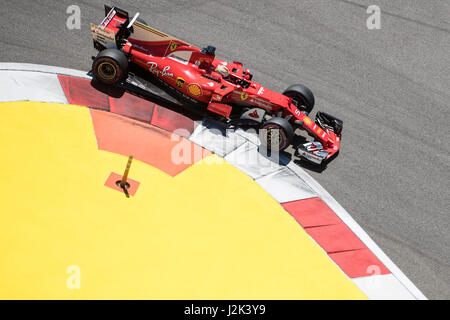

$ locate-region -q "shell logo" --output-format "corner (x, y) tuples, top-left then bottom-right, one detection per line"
(188, 84), (202, 97)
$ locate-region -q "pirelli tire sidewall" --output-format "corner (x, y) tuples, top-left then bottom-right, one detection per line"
(259, 117), (294, 152)
(92, 49), (128, 85)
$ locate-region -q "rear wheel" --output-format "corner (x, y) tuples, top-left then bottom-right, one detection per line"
(259, 117), (294, 152)
(92, 49), (128, 85)
(283, 84), (315, 114)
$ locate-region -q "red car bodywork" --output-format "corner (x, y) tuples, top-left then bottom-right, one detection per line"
(91, 7), (341, 161)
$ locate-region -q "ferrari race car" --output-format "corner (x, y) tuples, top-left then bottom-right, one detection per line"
(90, 5), (343, 165)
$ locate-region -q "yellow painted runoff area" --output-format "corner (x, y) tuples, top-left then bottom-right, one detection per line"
(0, 101), (366, 299)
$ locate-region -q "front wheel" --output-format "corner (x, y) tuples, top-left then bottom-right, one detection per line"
(283, 84), (315, 114)
(92, 49), (128, 85)
(259, 117), (294, 152)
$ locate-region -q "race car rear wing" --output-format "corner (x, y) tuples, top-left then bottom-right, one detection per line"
(102, 5), (140, 30)
(104, 5), (128, 19)
(91, 5), (133, 50)
(92, 5), (196, 56)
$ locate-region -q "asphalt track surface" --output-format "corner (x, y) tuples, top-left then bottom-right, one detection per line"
(1, 0), (449, 299)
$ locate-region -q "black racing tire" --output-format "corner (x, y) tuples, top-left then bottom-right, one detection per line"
(259, 117), (294, 152)
(92, 49), (128, 85)
(283, 84), (315, 114)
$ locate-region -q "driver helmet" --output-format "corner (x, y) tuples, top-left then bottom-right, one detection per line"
(244, 68), (252, 80)
(215, 65), (229, 77)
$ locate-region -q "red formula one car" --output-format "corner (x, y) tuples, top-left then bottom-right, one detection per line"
(90, 5), (343, 164)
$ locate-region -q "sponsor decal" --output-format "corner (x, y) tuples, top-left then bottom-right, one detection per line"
(207, 82), (215, 87)
(299, 142), (328, 163)
(188, 84), (202, 96)
(249, 98), (272, 110)
(299, 150), (323, 164)
(170, 42), (178, 51)
(100, 9), (116, 28)
(304, 117), (312, 125)
(146, 62), (174, 78)
(257, 87), (265, 95)
(305, 141), (324, 151)
(149, 72), (199, 104)
(316, 150), (329, 159)
(91, 23), (115, 45)
(132, 43), (150, 53)
(213, 94), (222, 101)
(241, 92), (248, 101)
(175, 77), (186, 88)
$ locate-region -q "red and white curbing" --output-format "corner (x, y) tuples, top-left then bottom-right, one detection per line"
(190, 117), (426, 300)
(0, 63), (426, 300)
(189, 102), (427, 301)
(287, 163), (426, 299)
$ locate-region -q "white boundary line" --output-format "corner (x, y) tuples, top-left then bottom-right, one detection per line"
(0, 62), (91, 79)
